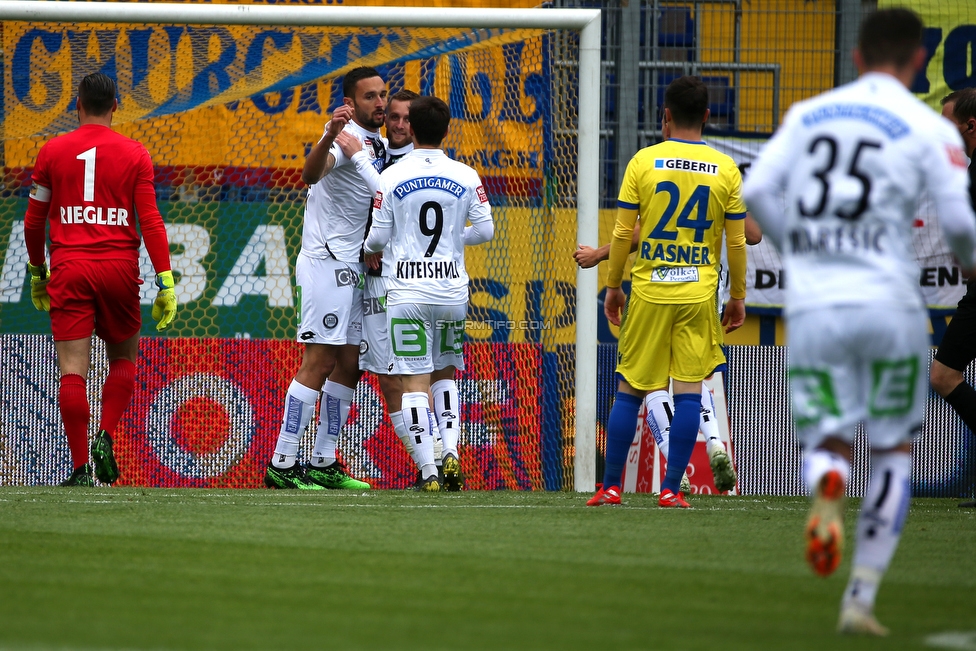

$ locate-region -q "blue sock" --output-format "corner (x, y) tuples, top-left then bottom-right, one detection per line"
(602, 392), (642, 489)
(663, 393), (701, 493)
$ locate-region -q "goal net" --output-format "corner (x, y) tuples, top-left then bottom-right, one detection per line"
(0, 3), (600, 490)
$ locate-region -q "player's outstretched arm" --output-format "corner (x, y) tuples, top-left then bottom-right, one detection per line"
(302, 106), (352, 185)
(574, 224), (640, 268)
(573, 244), (608, 268)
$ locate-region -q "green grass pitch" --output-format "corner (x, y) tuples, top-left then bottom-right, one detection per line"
(0, 489), (972, 651)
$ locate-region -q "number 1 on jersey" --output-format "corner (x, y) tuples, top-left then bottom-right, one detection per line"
(77, 147), (96, 202)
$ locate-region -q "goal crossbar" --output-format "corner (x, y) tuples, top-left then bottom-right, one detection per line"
(0, 0), (600, 492)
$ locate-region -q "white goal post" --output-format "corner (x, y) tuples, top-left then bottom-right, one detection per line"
(0, 0), (601, 492)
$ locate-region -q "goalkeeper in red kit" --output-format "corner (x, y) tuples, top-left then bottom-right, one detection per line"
(23, 73), (177, 486)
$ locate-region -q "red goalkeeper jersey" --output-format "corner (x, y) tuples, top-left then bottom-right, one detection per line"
(25, 123), (169, 270)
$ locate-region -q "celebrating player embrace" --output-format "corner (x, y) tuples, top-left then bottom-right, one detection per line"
(364, 96), (494, 491)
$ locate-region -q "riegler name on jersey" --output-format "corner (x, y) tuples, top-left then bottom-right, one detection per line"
(59, 206), (130, 225)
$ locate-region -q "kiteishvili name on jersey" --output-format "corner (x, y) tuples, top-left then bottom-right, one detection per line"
(60, 206), (130, 226)
(396, 260), (461, 280)
(393, 176), (465, 200)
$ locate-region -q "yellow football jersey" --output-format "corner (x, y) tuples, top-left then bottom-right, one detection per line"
(618, 139), (746, 303)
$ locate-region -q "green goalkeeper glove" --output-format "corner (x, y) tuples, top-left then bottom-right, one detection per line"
(27, 262), (50, 312)
(152, 270), (177, 332)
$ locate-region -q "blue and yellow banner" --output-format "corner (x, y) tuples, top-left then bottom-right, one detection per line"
(879, 0), (976, 109)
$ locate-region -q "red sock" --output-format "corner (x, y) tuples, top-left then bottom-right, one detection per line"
(60, 374), (90, 469)
(99, 359), (136, 436)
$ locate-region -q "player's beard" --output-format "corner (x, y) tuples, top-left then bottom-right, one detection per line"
(355, 103), (385, 130)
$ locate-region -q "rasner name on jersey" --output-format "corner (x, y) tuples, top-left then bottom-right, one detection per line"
(394, 176), (466, 200)
(397, 260), (461, 280)
(653, 158), (719, 175)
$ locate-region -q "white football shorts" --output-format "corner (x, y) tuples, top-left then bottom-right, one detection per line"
(360, 274), (392, 374)
(294, 252), (364, 346)
(788, 305), (927, 450)
(386, 302), (466, 375)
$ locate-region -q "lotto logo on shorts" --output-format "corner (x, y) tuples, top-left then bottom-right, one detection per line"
(373, 191), (383, 209)
(654, 158), (718, 175)
(476, 186), (488, 203)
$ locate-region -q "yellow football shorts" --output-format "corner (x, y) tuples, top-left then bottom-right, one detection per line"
(615, 294), (725, 391)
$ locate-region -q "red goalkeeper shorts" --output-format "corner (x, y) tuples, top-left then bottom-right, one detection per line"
(48, 258), (143, 344)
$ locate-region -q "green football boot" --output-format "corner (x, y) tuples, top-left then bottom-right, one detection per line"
(264, 462), (324, 490)
(59, 464), (94, 487)
(91, 430), (120, 485)
(305, 462), (370, 490)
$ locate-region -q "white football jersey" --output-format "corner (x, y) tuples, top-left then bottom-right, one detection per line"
(301, 121), (385, 262)
(745, 72), (975, 315)
(372, 149), (492, 305)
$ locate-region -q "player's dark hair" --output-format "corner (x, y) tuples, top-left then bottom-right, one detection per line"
(342, 66), (383, 99)
(78, 73), (117, 116)
(409, 96), (451, 146)
(389, 89), (420, 105)
(858, 8), (923, 68)
(664, 76), (709, 129)
(943, 87), (976, 124)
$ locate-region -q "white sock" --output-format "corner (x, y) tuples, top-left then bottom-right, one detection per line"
(841, 566), (884, 614)
(802, 449), (851, 495)
(700, 386), (724, 455)
(391, 410), (419, 464)
(432, 418), (443, 466)
(643, 390), (672, 458)
(273, 380), (319, 468)
(403, 392), (436, 479)
(311, 380), (356, 467)
(845, 450), (912, 611)
(431, 379), (460, 458)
